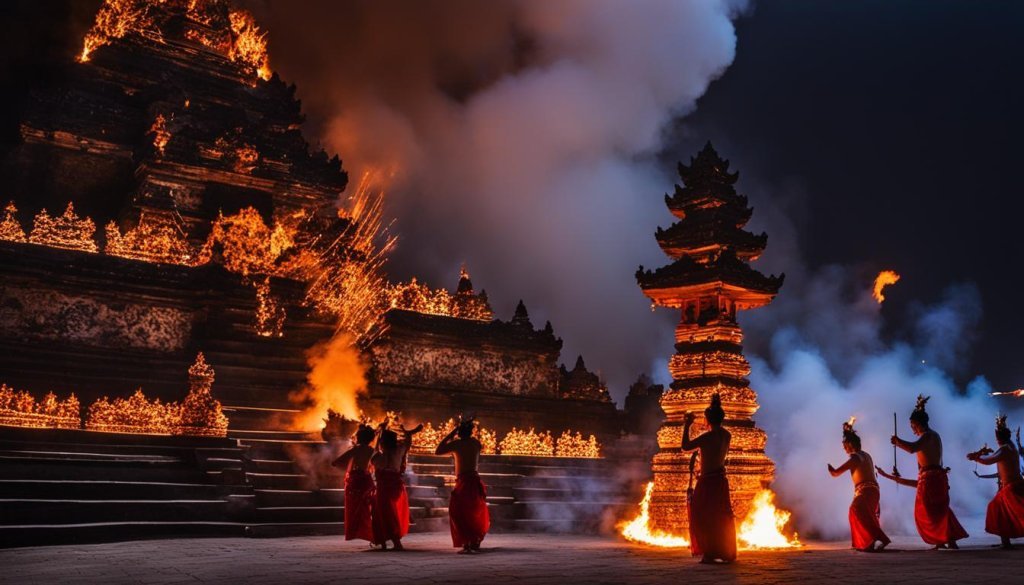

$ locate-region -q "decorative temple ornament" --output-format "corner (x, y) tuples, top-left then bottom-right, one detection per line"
(499, 427), (555, 457)
(85, 388), (178, 435)
(635, 142), (784, 533)
(176, 352), (229, 437)
(559, 355), (612, 402)
(554, 431), (601, 459)
(0, 385), (80, 429)
(105, 212), (196, 265)
(28, 203), (99, 253)
(411, 419), (497, 455)
(148, 113), (171, 156)
(387, 267), (494, 322)
(83, 353), (229, 436)
(0, 202), (27, 242)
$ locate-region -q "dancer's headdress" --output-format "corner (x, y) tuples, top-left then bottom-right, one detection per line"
(705, 393), (725, 424)
(910, 394), (930, 424)
(995, 414), (1011, 442)
(842, 416), (861, 448)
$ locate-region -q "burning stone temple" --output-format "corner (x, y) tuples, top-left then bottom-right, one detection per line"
(0, 0), (645, 546)
(636, 143), (784, 534)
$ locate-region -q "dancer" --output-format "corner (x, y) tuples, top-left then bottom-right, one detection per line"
(884, 394), (968, 549)
(682, 393), (736, 564)
(371, 422), (421, 550)
(968, 415), (1024, 549)
(331, 424), (377, 543)
(828, 418), (891, 552)
(436, 417), (490, 553)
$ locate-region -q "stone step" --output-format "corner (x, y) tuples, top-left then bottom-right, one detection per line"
(245, 472), (311, 491)
(244, 522), (342, 538)
(0, 479), (249, 500)
(512, 501), (632, 521)
(0, 521), (248, 548)
(511, 487), (626, 501)
(0, 499), (232, 525)
(228, 429), (316, 442)
(249, 458), (299, 474)
(252, 506), (344, 523)
(1, 460), (210, 483)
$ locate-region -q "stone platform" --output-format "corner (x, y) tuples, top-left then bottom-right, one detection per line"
(0, 533), (1013, 585)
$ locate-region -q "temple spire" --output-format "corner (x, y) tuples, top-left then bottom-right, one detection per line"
(512, 300), (531, 327)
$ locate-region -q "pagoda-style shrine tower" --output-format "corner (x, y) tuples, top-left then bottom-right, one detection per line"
(636, 142), (783, 534)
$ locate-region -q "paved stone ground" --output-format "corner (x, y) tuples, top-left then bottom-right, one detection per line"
(2, 533), (1022, 585)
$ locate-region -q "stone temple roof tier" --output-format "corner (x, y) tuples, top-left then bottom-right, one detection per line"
(636, 249), (784, 308)
(664, 142), (746, 219)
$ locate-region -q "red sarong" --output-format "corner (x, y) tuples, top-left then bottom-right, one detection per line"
(985, 480), (1024, 538)
(688, 470), (736, 562)
(449, 471), (490, 548)
(915, 468), (968, 545)
(344, 469), (375, 542)
(849, 482), (888, 550)
(372, 469), (409, 545)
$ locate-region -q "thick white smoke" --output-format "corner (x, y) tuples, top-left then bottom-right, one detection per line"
(745, 267), (1024, 541)
(244, 0), (750, 399)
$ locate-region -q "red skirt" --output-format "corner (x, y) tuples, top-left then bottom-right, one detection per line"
(849, 482), (888, 549)
(344, 469), (375, 542)
(688, 470), (736, 561)
(372, 469), (410, 544)
(449, 471), (490, 548)
(915, 468), (968, 545)
(986, 480), (1024, 539)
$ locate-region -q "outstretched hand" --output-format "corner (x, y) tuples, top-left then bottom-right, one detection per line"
(827, 463), (836, 474)
(683, 412), (695, 426)
(890, 435), (900, 446)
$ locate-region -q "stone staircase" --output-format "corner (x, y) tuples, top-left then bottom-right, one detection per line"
(0, 427), (252, 548)
(0, 425), (650, 548)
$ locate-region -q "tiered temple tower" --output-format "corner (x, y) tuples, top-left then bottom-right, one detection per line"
(636, 142), (784, 534)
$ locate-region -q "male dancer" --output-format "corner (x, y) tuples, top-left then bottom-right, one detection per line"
(968, 415), (1024, 549)
(436, 417), (490, 553)
(682, 393), (736, 564)
(371, 422), (422, 550)
(331, 424), (376, 543)
(881, 395), (968, 549)
(828, 418), (891, 552)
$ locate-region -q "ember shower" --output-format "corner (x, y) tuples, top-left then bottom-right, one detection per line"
(242, 0), (752, 397)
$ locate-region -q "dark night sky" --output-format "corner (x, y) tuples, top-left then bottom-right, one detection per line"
(1, 1), (1022, 391)
(674, 0), (1024, 391)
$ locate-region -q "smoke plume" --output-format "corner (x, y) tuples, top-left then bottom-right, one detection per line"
(743, 249), (1023, 540)
(290, 333), (368, 432)
(242, 0), (750, 399)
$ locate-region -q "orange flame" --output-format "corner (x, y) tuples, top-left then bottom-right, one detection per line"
(872, 270), (901, 304)
(620, 482), (691, 547)
(620, 486), (799, 550)
(290, 333), (368, 432)
(990, 389), (1024, 398)
(736, 489), (801, 549)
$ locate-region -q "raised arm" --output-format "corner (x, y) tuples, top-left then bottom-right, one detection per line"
(828, 456), (855, 478)
(435, 425), (460, 456)
(681, 412), (703, 451)
(970, 445), (1009, 466)
(331, 447), (354, 469)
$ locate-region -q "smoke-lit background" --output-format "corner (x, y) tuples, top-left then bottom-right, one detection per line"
(3, 0), (1024, 539)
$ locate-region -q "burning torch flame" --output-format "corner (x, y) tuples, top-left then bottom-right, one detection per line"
(872, 270), (901, 304)
(990, 389), (1024, 398)
(847, 415), (857, 427)
(620, 485), (800, 550)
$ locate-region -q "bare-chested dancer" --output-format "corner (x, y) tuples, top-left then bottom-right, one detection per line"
(828, 418), (890, 552)
(968, 415), (1024, 549)
(879, 395), (967, 549)
(682, 393), (736, 564)
(370, 422), (422, 550)
(436, 418), (490, 553)
(331, 424), (376, 543)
